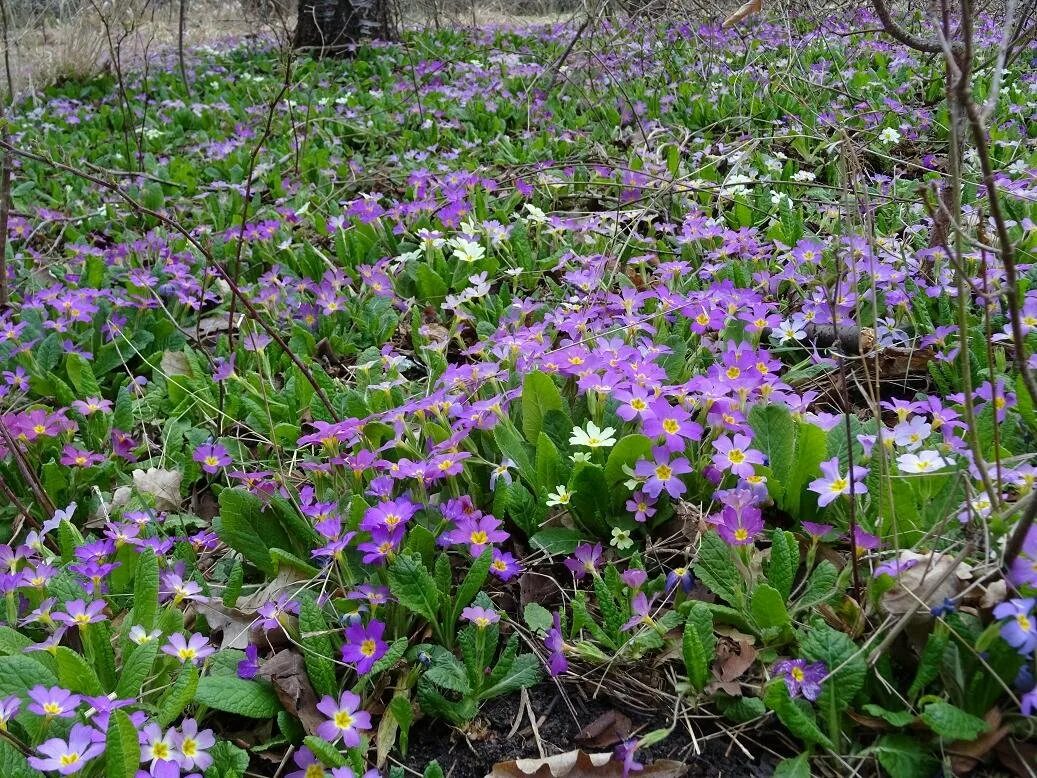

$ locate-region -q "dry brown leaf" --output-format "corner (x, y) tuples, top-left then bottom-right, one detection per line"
(194, 602), (254, 650)
(722, 0), (763, 28)
(715, 636), (757, 683)
(879, 551), (972, 621)
(994, 738), (1037, 777)
(132, 467), (182, 511)
(160, 350), (192, 378)
(487, 750), (687, 778)
(949, 709), (1010, 775)
(258, 650), (324, 736)
(575, 710), (632, 749)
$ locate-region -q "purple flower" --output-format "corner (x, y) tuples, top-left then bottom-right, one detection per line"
(666, 566), (695, 594)
(545, 611), (567, 677)
(162, 632), (214, 665)
(801, 521), (834, 540)
(1022, 685), (1037, 717)
(28, 686), (81, 718)
(993, 598), (1037, 655)
(642, 400), (702, 452)
(442, 514), (509, 557)
(237, 644), (260, 680)
(59, 445), (105, 468)
(564, 543), (603, 579)
(0, 695), (20, 729)
(634, 447), (693, 499)
(712, 505), (764, 546)
(625, 491), (656, 523)
(256, 594), (299, 631)
(808, 458), (868, 507)
(851, 527), (881, 557)
(316, 692), (371, 746)
(620, 569), (647, 590)
(141, 722), (181, 769)
(176, 718), (215, 771)
(773, 658), (826, 701)
(341, 619), (388, 674)
(461, 605), (500, 628)
(711, 434), (765, 478)
(621, 592), (656, 632)
(193, 442), (232, 474)
(28, 723), (104, 775)
(613, 739), (643, 777)
(490, 549), (521, 581)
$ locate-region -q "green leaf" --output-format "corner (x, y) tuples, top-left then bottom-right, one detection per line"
(535, 431), (563, 494)
(0, 654), (58, 698)
(303, 736), (347, 768)
(423, 651), (471, 695)
(764, 529), (798, 601)
(799, 621), (866, 713)
(387, 553), (441, 628)
(921, 701), (988, 741)
(681, 602), (715, 691)
(298, 594), (337, 698)
(523, 603), (553, 635)
(205, 741), (249, 778)
(55, 647), (105, 695)
(478, 653), (540, 700)
(749, 584), (790, 630)
(194, 675), (282, 719)
(872, 733), (938, 778)
(116, 641), (158, 699)
(65, 353), (101, 397)
(748, 403), (797, 499)
(494, 420), (535, 481)
(105, 709), (141, 778)
(693, 530), (743, 607)
(763, 680), (833, 748)
(521, 371), (564, 442)
(222, 559), (244, 607)
(528, 527), (585, 555)
(130, 547), (159, 631)
(414, 264), (449, 306)
(862, 704), (916, 728)
(568, 464), (611, 534)
(0, 626), (34, 656)
(157, 664), (200, 726)
(389, 694), (414, 755)
(603, 434), (652, 486)
(0, 738), (43, 778)
(215, 489), (278, 575)
(785, 421), (826, 514)
(773, 753), (810, 778)
(87, 622), (118, 691)
(907, 628), (948, 700)
(794, 560), (839, 611)
(451, 548), (493, 629)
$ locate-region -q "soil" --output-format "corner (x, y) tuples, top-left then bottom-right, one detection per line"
(399, 682), (780, 778)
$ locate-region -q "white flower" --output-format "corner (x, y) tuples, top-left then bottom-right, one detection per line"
(569, 421), (617, 449)
(547, 485), (574, 507)
(775, 319), (806, 344)
(897, 450), (949, 473)
(451, 239), (485, 263)
(791, 170), (816, 182)
(129, 625), (160, 645)
(524, 204), (548, 225)
(879, 127), (901, 144)
(610, 527), (633, 551)
(892, 417), (931, 450)
(571, 452), (592, 464)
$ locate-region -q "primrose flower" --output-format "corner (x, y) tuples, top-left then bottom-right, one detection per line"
(610, 527), (634, 550)
(712, 505), (764, 546)
(545, 611), (568, 676)
(773, 658), (826, 701)
(461, 605), (500, 628)
(489, 459), (515, 491)
(238, 644), (260, 680)
(666, 566), (695, 595)
(993, 598), (1037, 655)
(129, 625), (161, 645)
(451, 238), (485, 263)
(141, 723), (181, 770)
(1022, 685), (1037, 717)
(341, 619), (388, 674)
(621, 592), (656, 631)
(896, 450), (949, 473)
(711, 434), (765, 478)
(28, 686), (81, 719)
(569, 421), (617, 449)
(625, 491), (656, 523)
(564, 543), (603, 579)
(28, 723), (104, 775)
(490, 549), (522, 581)
(443, 513), (509, 557)
(879, 127), (901, 144)
(643, 400), (702, 452)
(193, 442), (232, 474)
(614, 739), (643, 777)
(634, 448), (693, 499)
(546, 485), (574, 507)
(892, 417), (931, 451)
(162, 632), (214, 665)
(808, 457), (868, 507)
(0, 695), (19, 730)
(176, 718), (215, 771)
(316, 692), (372, 746)
(53, 599), (106, 629)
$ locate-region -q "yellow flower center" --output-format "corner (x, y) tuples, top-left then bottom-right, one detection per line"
(153, 743), (170, 759)
(791, 666), (805, 682)
(334, 711), (354, 730)
(728, 449), (745, 464)
(829, 477), (848, 493)
(1019, 614), (1032, 632)
(631, 399), (647, 410)
(726, 367), (741, 380)
(60, 753), (80, 767)
(662, 419), (680, 434)
(43, 702), (62, 715)
(360, 639), (378, 657)
(204, 456), (220, 467)
(734, 528), (749, 541)
(655, 464), (672, 481)
(469, 530), (489, 545)
(178, 648), (197, 662)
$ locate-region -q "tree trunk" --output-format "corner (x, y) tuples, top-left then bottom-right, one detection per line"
(294, 0), (391, 56)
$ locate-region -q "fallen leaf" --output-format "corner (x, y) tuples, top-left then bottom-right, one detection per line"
(160, 350), (192, 378)
(197, 570), (308, 650)
(994, 738), (1037, 778)
(714, 636), (757, 683)
(949, 708), (1009, 775)
(133, 468), (183, 511)
(978, 579), (1008, 611)
(722, 0), (762, 28)
(488, 750), (687, 778)
(258, 650), (324, 736)
(575, 710), (632, 749)
(879, 551), (972, 621)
